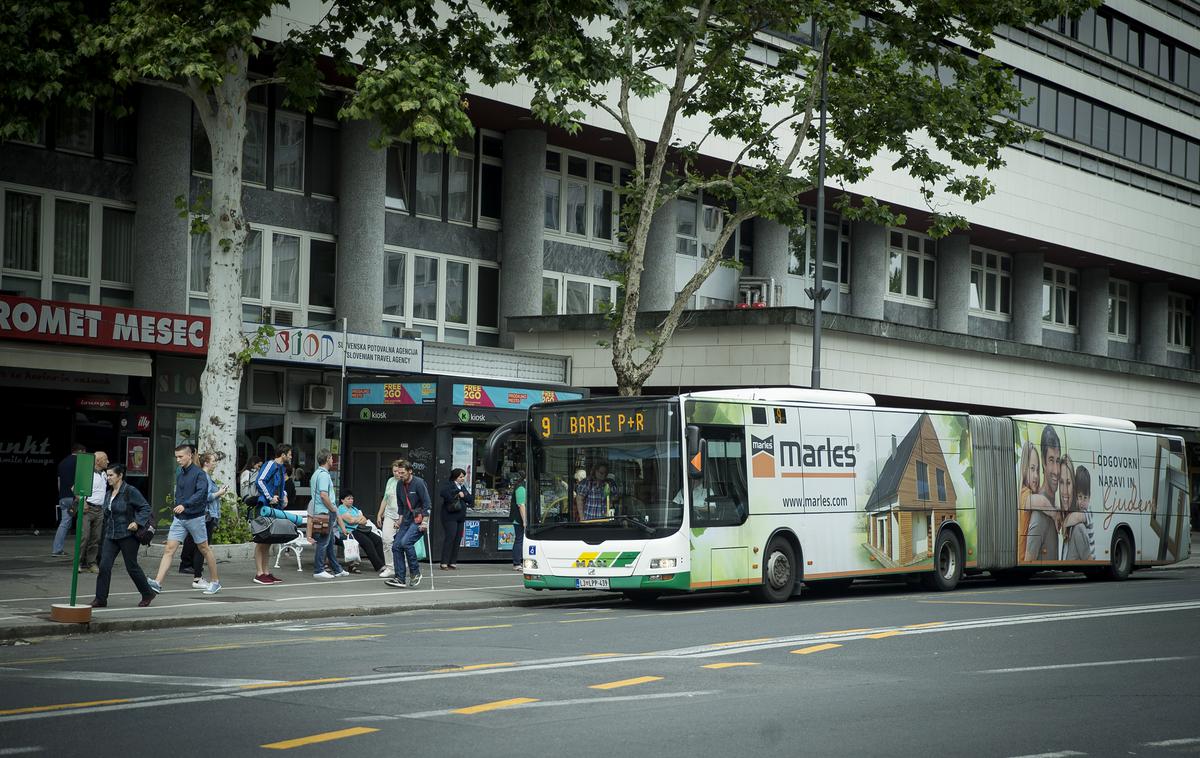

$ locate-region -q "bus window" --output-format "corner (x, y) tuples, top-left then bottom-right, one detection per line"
(691, 426), (748, 527)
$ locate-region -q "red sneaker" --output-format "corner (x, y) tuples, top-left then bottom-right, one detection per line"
(266, 574), (283, 584)
(253, 574), (271, 585)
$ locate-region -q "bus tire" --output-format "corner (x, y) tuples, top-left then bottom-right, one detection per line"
(1105, 530), (1134, 581)
(921, 529), (962, 591)
(752, 537), (796, 603)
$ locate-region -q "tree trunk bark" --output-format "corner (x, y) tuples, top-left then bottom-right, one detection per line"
(196, 47), (250, 489)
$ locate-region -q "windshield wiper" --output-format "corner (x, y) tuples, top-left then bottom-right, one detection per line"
(610, 515), (655, 534)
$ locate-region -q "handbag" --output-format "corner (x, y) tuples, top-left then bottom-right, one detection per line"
(250, 515), (299, 544)
(310, 513), (330, 536)
(343, 534), (361, 563)
(134, 521), (155, 546)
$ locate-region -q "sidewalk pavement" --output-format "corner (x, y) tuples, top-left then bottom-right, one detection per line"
(3, 532), (1199, 641)
(0, 535), (610, 641)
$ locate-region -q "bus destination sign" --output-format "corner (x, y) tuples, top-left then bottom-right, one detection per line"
(534, 406), (660, 441)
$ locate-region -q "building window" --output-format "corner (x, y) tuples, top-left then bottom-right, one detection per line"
(389, 137), (485, 226)
(1042, 264), (1079, 330)
(544, 149), (622, 243)
(887, 229), (936, 305)
(381, 248), (500, 345)
(676, 198), (698, 256)
(1168, 293), (1193, 351)
(916, 461), (930, 500)
(479, 132), (503, 226)
(54, 108), (94, 154)
(789, 211), (851, 292)
(541, 273), (615, 315)
(188, 224), (334, 327)
(1107, 278), (1130, 339)
(385, 143), (410, 212)
(969, 248), (1012, 318)
(0, 185), (134, 305)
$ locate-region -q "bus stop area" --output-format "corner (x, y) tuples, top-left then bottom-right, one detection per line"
(0, 535), (612, 642)
(2, 529), (1199, 642)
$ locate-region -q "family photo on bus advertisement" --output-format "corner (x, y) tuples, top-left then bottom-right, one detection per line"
(1015, 420), (1190, 566)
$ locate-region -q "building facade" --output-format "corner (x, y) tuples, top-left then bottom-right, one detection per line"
(2, 0), (1199, 531)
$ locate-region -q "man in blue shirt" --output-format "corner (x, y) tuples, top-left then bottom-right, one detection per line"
(310, 450), (348, 580)
(384, 461), (430, 589)
(51, 443), (86, 556)
(147, 444), (221, 595)
(253, 444), (299, 585)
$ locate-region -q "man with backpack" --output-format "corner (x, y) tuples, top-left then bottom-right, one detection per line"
(253, 444), (294, 585)
(384, 461), (430, 589)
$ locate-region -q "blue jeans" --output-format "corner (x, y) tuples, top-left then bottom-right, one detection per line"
(512, 522), (524, 566)
(314, 526), (344, 576)
(390, 521), (422, 579)
(52, 500), (73, 554)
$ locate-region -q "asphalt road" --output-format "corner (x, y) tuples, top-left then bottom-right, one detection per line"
(2, 570), (1200, 757)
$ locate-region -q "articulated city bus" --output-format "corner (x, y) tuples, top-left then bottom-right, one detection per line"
(485, 389), (1191, 602)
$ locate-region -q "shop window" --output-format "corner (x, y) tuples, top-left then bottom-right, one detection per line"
(1042, 264), (1079, 330)
(969, 248), (1012, 318)
(887, 229), (936, 305)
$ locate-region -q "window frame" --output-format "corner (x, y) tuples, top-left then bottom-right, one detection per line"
(0, 183), (135, 305)
(380, 245), (501, 345)
(543, 148), (627, 247)
(886, 228), (937, 307)
(788, 210), (851, 295)
(1107, 278), (1131, 341)
(1042, 263), (1080, 332)
(968, 247), (1012, 320)
(1167, 292), (1194, 351)
(541, 272), (616, 316)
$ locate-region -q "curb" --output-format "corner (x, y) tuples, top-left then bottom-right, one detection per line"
(0, 591), (621, 643)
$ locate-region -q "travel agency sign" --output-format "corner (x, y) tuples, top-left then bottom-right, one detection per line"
(246, 324), (423, 373)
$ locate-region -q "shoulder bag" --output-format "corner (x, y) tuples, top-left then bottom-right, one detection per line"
(250, 515), (299, 544)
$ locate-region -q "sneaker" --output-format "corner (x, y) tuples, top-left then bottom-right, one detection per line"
(512, 565), (523, 571)
(313, 571), (335, 580)
(203, 581), (222, 595)
(146, 579), (162, 595)
(253, 574), (271, 585)
(384, 578), (407, 588)
(379, 568), (395, 579)
(192, 578), (210, 590)
(51, 551), (66, 557)
(87, 565), (99, 574)
(265, 574), (283, 584)
(408, 573), (422, 588)
(334, 570), (350, 578)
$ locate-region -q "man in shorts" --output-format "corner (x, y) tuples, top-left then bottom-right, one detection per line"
(147, 444), (221, 595)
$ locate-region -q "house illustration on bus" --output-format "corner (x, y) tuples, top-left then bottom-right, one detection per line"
(864, 413), (958, 568)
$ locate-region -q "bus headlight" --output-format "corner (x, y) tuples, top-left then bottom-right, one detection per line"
(649, 558), (677, 569)
(522, 558), (539, 570)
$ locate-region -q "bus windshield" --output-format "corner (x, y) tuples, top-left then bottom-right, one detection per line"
(528, 402), (681, 538)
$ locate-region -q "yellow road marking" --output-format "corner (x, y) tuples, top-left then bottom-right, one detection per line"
(193, 644), (244, 651)
(453, 697), (539, 715)
(590, 676), (663, 690)
(8, 657), (66, 665)
(0, 698), (131, 715)
(902, 622), (946, 629)
(791, 643), (842, 655)
(262, 727), (379, 750)
(865, 631), (902, 639)
(240, 677), (350, 690)
(818, 628), (870, 635)
(308, 634), (387, 642)
(711, 638), (773, 647)
(429, 662), (516, 673)
(918, 600), (1075, 607)
(426, 624), (512, 632)
(311, 624), (387, 631)
(584, 653), (620, 658)
(702, 662), (761, 670)
(559, 617), (616, 624)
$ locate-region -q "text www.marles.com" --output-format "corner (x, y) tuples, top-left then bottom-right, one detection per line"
(783, 495), (850, 509)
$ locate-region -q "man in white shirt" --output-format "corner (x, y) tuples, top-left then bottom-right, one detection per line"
(78, 451), (108, 573)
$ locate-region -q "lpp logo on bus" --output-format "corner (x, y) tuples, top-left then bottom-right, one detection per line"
(273, 329), (337, 361)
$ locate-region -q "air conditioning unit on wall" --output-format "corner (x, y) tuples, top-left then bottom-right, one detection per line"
(303, 385), (335, 413)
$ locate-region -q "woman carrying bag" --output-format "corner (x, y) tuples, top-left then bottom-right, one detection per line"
(92, 463), (156, 608)
(438, 468), (473, 570)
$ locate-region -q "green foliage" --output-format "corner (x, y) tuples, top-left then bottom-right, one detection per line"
(238, 323), (276, 365)
(211, 494), (252, 544)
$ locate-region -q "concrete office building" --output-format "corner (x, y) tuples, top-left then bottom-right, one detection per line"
(2, 1), (1199, 528)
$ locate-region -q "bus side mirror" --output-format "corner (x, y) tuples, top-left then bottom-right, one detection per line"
(483, 420), (526, 475)
(686, 425), (703, 479)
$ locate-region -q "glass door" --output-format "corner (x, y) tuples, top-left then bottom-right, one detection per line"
(287, 419), (318, 512)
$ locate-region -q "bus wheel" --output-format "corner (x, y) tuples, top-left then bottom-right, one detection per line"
(622, 590), (660, 605)
(752, 538), (796, 603)
(1105, 531), (1134, 581)
(921, 530), (962, 591)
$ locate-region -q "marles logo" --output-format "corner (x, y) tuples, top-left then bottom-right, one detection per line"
(751, 435), (776, 478)
(779, 438), (857, 468)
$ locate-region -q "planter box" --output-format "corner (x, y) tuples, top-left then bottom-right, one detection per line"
(142, 541), (258, 561)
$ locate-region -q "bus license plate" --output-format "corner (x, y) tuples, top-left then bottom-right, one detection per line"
(576, 578), (610, 589)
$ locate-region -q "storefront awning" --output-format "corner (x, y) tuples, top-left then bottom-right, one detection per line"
(0, 342), (152, 377)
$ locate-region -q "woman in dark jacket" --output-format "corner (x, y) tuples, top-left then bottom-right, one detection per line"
(92, 463), (156, 608)
(438, 468), (473, 570)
